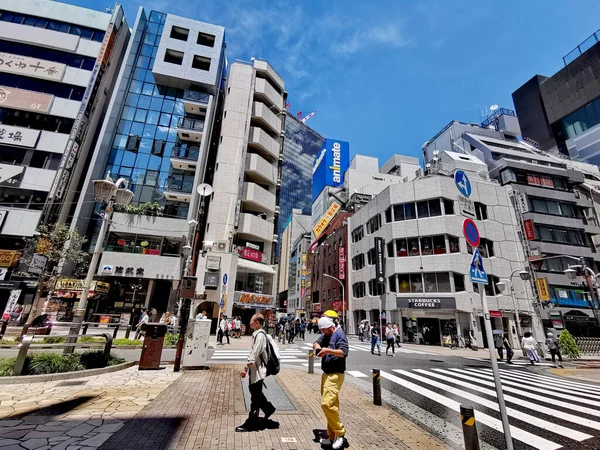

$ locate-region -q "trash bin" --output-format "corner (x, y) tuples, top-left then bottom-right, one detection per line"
(139, 323), (167, 370)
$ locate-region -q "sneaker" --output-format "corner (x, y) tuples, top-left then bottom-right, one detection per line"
(559, 364), (564, 368)
(391, 354), (395, 357)
(319, 438), (331, 445)
(332, 436), (345, 449)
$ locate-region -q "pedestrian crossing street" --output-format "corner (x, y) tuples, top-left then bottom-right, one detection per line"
(301, 341), (431, 355)
(347, 366), (600, 449)
(464, 356), (556, 367)
(208, 349), (307, 365)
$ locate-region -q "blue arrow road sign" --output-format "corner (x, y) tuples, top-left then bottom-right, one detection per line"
(455, 170), (472, 198)
(469, 249), (488, 285)
(219, 297), (225, 308)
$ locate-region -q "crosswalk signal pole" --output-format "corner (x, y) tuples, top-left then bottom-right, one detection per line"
(480, 287), (514, 450)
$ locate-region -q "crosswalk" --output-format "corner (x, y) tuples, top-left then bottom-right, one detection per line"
(208, 349), (307, 365)
(346, 366), (600, 449)
(300, 341), (430, 355)
(464, 356), (556, 367)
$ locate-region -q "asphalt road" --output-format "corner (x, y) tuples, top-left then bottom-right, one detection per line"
(3, 337), (600, 450)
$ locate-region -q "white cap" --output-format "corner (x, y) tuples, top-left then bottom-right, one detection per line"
(318, 316), (334, 330)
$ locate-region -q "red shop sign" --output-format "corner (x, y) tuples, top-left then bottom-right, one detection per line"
(489, 310), (503, 317)
(523, 219), (535, 241)
(240, 247), (263, 263)
(338, 247), (345, 280)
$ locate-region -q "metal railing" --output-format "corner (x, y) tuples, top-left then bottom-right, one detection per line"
(14, 329), (112, 376)
(183, 90), (209, 105)
(171, 145), (200, 161)
(177, 117), (204, 132)
(164, 178), (194, 193)
(480, 108), (516, 129)
(563, 30), (600, 65)
(575, 337), (600, 355)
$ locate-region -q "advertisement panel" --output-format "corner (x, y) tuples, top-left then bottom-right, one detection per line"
(536, 277), (550, 301)
(0, 250), (21, 267)
(0, 53), (66, 81)
(375, 237), (385, 283)
(0, 164), (24, 187)
(0, 86), (53, 113)
(312, 138), (350, 201)
(524, 219), (535, 240)
(240, 247), (263, 263)
(0, 124), (40, 148)
(338, 247), (345, 280)
(313, 201), (341, 239)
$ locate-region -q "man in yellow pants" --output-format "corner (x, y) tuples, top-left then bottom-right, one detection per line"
(313, 316), (349, 449)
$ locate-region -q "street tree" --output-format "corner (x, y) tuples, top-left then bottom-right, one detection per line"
(558, 329), (580, 359)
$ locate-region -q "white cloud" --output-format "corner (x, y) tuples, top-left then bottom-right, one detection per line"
(333, 23), (412, 55)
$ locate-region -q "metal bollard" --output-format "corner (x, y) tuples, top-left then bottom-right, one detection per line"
(282, 331), (286, 345)
(372, 368), (382, 406)
(0, 320), (8, 339)
(113, 324), (120, 339)
(460, 405), (480, 450)
(125, 325), (131, 339)
(308, 349), (314, 374)
(82, 323), (89, 335)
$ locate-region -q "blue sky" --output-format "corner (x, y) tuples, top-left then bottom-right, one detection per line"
(70, 0), (600, 164)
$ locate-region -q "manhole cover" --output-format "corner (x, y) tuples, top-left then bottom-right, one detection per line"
(57, 380), (87, 386)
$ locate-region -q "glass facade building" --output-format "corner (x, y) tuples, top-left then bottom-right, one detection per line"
(277, 113), (324, 258)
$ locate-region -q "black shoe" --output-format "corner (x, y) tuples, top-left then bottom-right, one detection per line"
(507, 361), (514, 364)
(235, 425), (250, 432)
(264, 407), (276, 420)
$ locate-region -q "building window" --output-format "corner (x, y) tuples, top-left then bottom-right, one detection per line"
(535, 225), (585, 246)
(164, 49), (184, 65)
(443, 198), (454, 215)
(467, 238), (495, 257)
(432, 235), (446, 254)
(197, 32), (216, 47)
(352, 254), (365, 271)
(385, 207), (392, 223)
(170, 26), (189, 41)
(352, 226), (364, 243)
(125, 135), (140, 152)
(530, 197), (576, 218)
(388, 275), (397, 293)
(192, 55), (211, 71)
(387, 240), (395, 257)
(475, 202), (488, 220)
(368, 279), (384, 296)
(366, 214), (382, 234)
(453, 273), (465, 291)
(398, 273), (423, 293)
(448, 236), (460, 253)
(473, 275), (500, 296)
(420, 236), (433, 255)
(367, 248), (376, 265)
(423, 272), (451, 293)
(151, 139), (164, 156)
(352, 282), (366, 298)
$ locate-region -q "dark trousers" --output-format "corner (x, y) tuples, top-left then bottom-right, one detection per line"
(496, 347), (503, 360)
(386, 338), (395, 354)
(224, 330), (230, 344)
(217, 329), (223, 344)
(550, 348), (563, 363)
(505, 347), (514, 363)
(248, 380), (275, 419)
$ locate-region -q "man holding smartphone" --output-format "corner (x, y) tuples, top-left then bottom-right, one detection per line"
(313, 316), (349, 449)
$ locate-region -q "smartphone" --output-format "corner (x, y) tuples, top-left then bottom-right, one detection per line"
(315, 348), (322, 356)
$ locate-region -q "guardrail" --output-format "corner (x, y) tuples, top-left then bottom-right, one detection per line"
(14, 332), (112, 376)
(575, 337), (600, 355)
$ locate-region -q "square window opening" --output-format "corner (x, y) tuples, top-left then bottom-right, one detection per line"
(164, 49), (184, 65)
(192, 55), (211, 71)
(197, 32), (216, 47)
(170, 26), (189, 41)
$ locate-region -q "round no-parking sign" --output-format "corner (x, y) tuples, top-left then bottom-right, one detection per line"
(462, 218), (480, 248)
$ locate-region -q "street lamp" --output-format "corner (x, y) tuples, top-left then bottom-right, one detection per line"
(323, 273), (345, 328)
(73, 174), (133, 322)
(496, 268), (531, 341)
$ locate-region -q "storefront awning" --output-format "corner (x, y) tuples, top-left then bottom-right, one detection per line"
(237, 258), (276, 275)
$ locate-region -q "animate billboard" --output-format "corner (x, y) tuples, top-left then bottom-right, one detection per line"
(312, 138), (350, 201)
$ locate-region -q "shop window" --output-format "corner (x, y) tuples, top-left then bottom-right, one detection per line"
(433, 235), (446, 254)
(448, 236), (459, 253)
(423, 272), (451, 293)
(396, 238), (408, 257)
(408, 238), (419, 256)
(420, 236), (433, 255)
(453, 273), (465, 291)
(410, 273), (423, 293)
(443, 198), (454, 215)
(398, 274), (411, 293)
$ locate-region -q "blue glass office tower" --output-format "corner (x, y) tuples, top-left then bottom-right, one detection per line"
(70, 8), (225, 316)
(276, 113), (325, 259)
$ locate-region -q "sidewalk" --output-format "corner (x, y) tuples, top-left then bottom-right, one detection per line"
(99, 365), (449, 450)
(547, 367), (600, 384)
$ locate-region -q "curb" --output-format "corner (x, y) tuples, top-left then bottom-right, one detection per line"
(0, 361), (136, 385)
(0, 345), (177, 350)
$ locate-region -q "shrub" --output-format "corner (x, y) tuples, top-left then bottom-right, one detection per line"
(0, 357), (17, 376)
(28, 353), (84, 375)
(113, 338), (142, 346)
(79, 350), (109, 369)
(0, 338), (19, 345)
(107, 355), (126, 366)
(78, 336), (104, 343)
(41, 336), (67, 344)
(164, 333), (179, 346)
(559, 329), (580, 359)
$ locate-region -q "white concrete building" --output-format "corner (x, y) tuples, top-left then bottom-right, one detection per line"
(195, 59), (285, 325)
(348, 151), (542, 349)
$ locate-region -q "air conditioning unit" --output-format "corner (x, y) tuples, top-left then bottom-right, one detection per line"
(202, 240), (214, 252)
(216, 241), (228, 251)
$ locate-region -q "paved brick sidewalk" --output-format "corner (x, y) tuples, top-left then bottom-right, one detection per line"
(98, 366), (449, 450)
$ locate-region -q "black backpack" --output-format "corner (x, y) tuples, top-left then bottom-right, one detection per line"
(258, 330), (280, 376)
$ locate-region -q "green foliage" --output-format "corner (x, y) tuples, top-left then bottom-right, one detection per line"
(114, 202), (164, 217)
(41, 336), (67, 344)
(559, 329), (580, 359)
(0, 338), (19, 345)
(78, 336), (104, 343)
(113, 338), (142, 346)
(28, 353), (84, 375)
(164, 333), (179, 346)
(0, 357), (17, 376)
(107, 355), (126, 366)
(79, 350), (109, 369)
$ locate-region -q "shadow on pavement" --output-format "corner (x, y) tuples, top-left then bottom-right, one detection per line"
(98, 417), (184, 450)
(11, 395), (97, 419)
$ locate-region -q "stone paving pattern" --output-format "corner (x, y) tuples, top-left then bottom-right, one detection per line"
(0, 367), (181, 450)
(97, 365), (449, 450)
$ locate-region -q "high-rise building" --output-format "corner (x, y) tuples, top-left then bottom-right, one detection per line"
(512, 30), (600, 162)
(424, 115), (600, 336)
(68, 9), (226, 318)
(277, 113), (324, 258)
(0, 0), (129, 315)
(195, 59), (285, 326)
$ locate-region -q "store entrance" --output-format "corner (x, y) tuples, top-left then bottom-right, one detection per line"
(417, 318), (441, 345)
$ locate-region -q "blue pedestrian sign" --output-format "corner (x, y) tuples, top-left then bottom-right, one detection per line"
(219, 297), (225, 308)
(455, 170), (472, 198)
(222, 273), (228, 286)
(469, 249), (488, 285)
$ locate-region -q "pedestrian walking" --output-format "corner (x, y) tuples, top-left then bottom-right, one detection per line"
(385, 323), (396, 357)
(134, 310), (149, 340)
(365, 321), (370, 341)
(313, 316), (349, 449)
(358, 322), (364, 342)
(521, 331), (540, 365)
(371, 324), (381, 355)
(218, 315), (227, 345)
(300, 321), (306, 340)
(493, 331), (504, 360)
(236, 314), (277, 432)
(503, 336), (514, 364)
(393, 323), (401, 347)
(546, 332), (564, 368)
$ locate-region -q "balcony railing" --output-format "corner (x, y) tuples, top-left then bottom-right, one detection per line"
(178, 117), (205, 131)
(164, 179), (193, 193)
(183, 90), (210, 105)
(171, 145), (200, 161)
